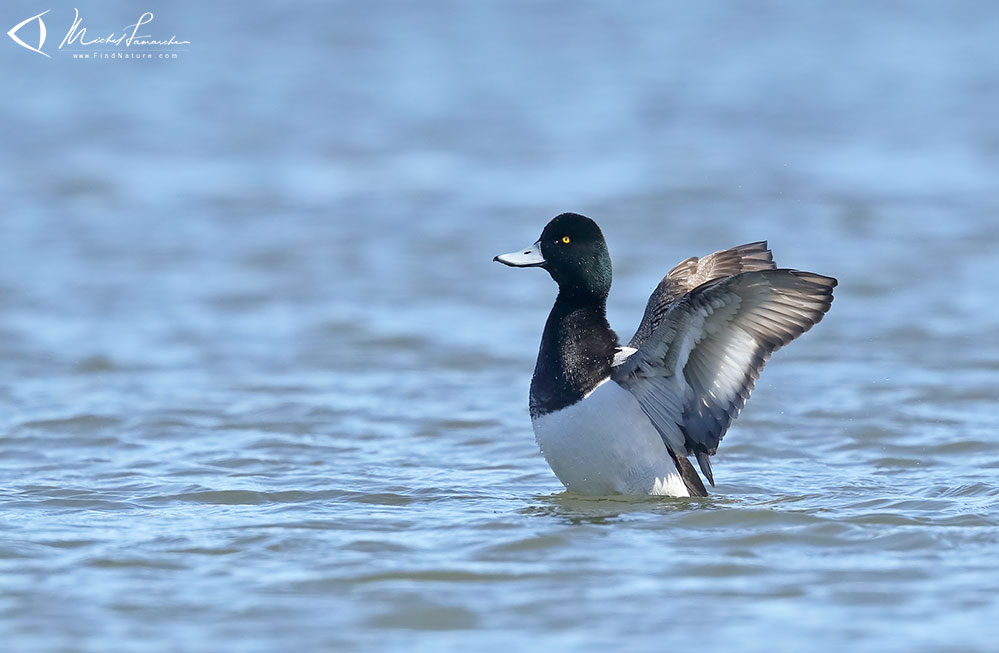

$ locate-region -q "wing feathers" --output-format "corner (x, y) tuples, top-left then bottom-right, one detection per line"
(613, 268), (836, 487)
(629, 242), (777, 348)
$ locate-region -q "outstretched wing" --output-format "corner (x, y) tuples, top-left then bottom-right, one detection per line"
(629, 241), (776, 348)
(612, 269), (836, 485)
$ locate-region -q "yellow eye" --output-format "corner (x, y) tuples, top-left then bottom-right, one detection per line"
(561, 236), (570, 244)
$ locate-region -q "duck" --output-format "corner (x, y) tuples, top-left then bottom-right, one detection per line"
(493, 212), (836, 497)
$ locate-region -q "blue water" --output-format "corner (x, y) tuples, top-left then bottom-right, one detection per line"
(1, 2), (997, 651)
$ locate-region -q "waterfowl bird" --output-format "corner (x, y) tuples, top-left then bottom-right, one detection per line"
(494, 213), (836, 497)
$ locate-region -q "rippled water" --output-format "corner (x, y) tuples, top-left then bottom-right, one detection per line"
(2, 2), (998, 651)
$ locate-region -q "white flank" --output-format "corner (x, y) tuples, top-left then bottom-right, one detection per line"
(612, 346), (638, 367)
(531, 379), (690, 497)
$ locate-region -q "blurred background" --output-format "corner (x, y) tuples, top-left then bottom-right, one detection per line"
(1, 1), (997, 651)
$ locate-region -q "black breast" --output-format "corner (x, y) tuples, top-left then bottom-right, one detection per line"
(529, 298), (618, 417)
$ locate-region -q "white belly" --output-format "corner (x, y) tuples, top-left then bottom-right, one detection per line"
(531, 380), (690, 497)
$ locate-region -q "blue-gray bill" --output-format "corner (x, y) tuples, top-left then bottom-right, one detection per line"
(493, 242), (546, 267)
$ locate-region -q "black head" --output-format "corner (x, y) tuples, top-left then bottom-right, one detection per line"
(494, 212), (612, 299)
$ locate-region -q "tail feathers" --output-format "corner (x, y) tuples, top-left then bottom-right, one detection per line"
(668, 448), (709, 497)
(695, 451), (715, 487)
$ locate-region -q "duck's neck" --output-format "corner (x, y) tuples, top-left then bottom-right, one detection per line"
(530, 291), (619, 418)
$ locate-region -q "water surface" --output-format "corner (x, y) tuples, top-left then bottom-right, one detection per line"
(1, 2), (997, 651)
